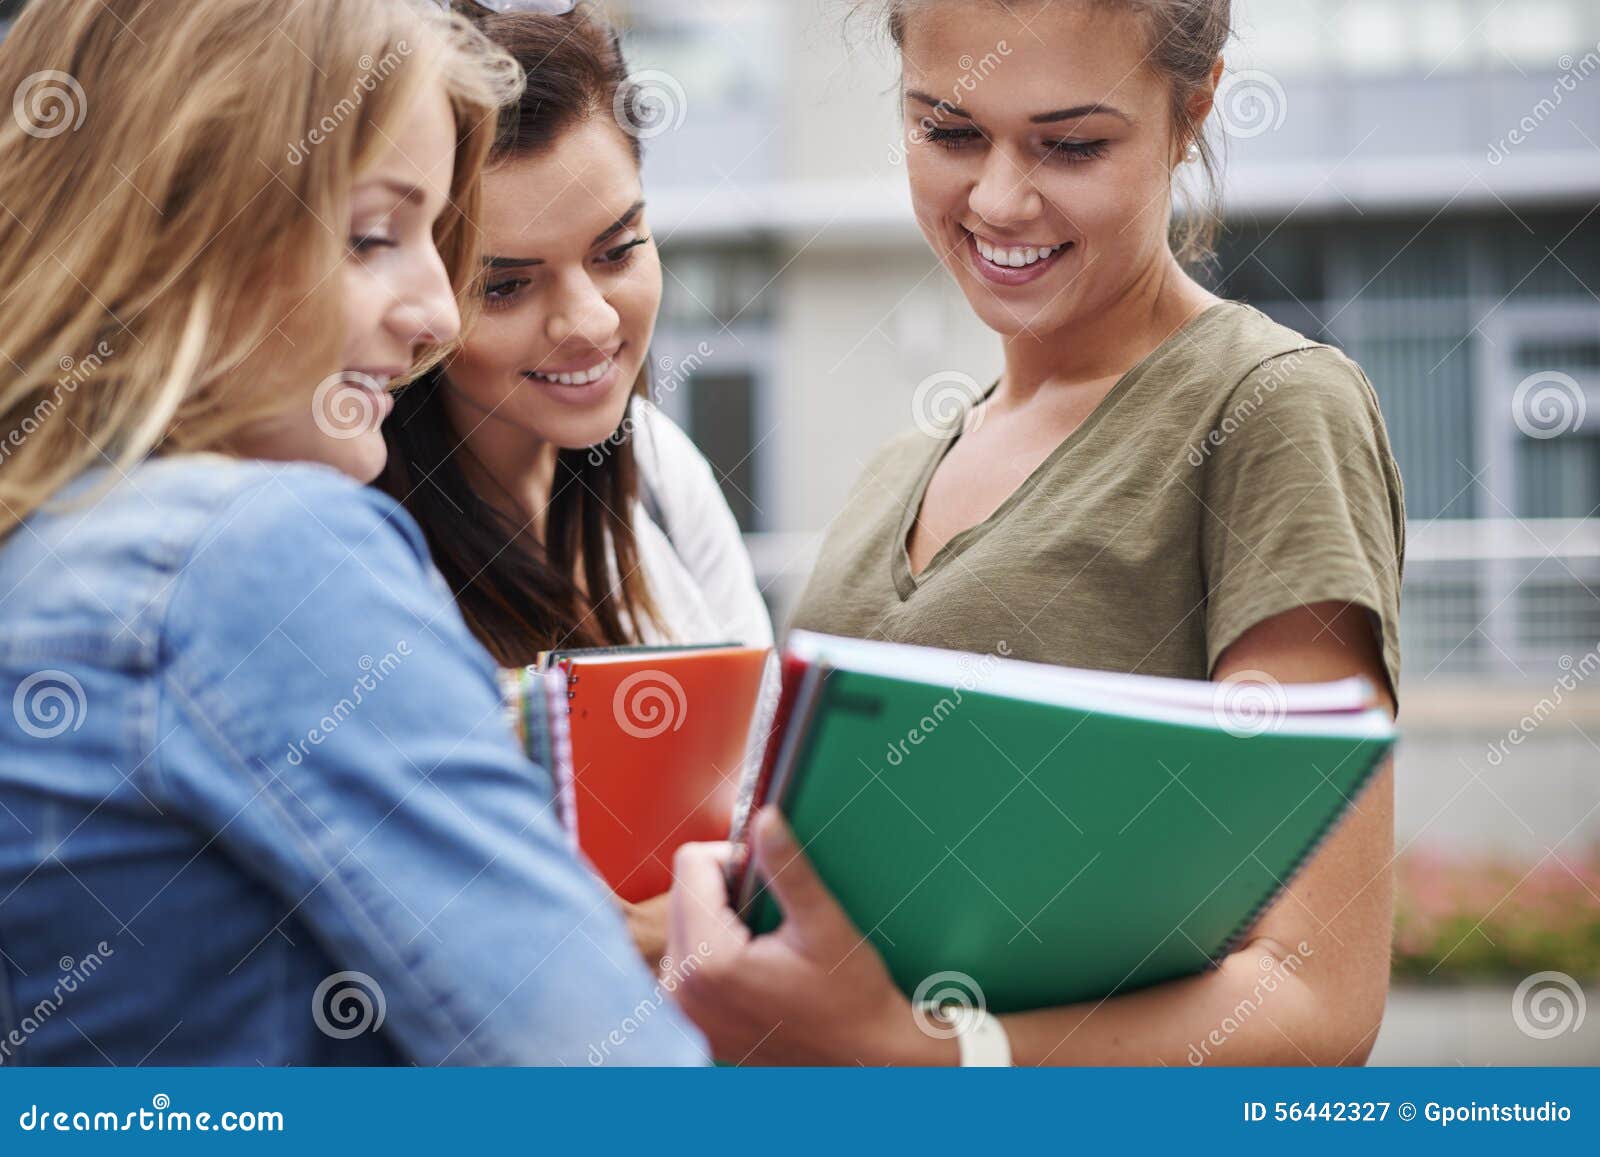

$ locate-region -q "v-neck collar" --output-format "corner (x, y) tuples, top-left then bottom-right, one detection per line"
(892, 302), (1234, 600)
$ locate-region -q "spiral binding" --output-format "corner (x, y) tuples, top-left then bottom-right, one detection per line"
(1213, 744), (1392, 962)
(538, 664), (580, 853)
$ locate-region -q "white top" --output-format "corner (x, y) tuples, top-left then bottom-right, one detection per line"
(626, 400), (774, 649)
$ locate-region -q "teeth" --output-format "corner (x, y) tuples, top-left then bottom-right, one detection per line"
(974, 236), (1063, 269)
(532, 360), (611, 386)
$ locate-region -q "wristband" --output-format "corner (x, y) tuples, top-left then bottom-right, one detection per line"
(921, 1003), (1013, 1067)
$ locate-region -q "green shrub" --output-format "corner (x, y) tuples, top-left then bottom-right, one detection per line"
(1393, 848), (1600, 984)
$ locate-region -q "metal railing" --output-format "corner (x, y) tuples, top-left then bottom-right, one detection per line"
(745, 519), (1600, 683)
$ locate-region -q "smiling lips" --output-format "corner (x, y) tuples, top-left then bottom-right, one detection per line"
(965, 229), (1074, 286)
(527, 358), (614, 387)
(521, 345), (627, 405)
(526, 343), (624, 388)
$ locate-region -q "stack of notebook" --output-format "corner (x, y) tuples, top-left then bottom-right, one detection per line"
(518, 631), (1395, 1009)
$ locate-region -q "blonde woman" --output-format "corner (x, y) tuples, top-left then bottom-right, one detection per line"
(0, 0), (702, 1067)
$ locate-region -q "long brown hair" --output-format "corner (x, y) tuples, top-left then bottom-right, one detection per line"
(0, 0), (519, 539)
(379, 2), (662, 667)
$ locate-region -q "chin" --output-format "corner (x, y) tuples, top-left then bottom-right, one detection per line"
(565, 398), (638, 452)
(538, 371), (642, 452)
(961, 290), (1055, 339)
(320, 433), (389, 484)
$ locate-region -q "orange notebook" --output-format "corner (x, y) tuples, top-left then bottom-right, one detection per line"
(536, 645), (771, 903)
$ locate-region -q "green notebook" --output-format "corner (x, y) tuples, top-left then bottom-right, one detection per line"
(735, 632), (1396, 1014)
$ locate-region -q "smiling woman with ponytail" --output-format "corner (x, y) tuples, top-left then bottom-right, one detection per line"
(666, 0), (1404, 1068)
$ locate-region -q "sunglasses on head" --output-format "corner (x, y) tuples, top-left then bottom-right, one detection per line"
(428, 1), (579, 13)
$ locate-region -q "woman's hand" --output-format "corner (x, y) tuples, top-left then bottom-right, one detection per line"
(666, 808), (958, 1066)
(620, 893), (671, 973)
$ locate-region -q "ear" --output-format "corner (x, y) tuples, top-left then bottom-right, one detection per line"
(1172, 57), (1225, 169)
(1187, 55), (1226, 130)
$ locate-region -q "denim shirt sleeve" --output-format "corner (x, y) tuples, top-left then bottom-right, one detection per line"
(150, 466), (706, 1067)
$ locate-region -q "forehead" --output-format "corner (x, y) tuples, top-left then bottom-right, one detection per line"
(900, 1), (1165, 120)
(479, 118), (642, 249)
(356, 79), (458, 203)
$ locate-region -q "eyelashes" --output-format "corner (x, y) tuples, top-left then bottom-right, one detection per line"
(481, 236), (653, 313)
(349, 234), (398, 255)
(920, 126), (1110, 165)
(921, 126), (981, 149)
(601, 236), (651, 265)
(482, 277), (530, 312)
(1046, 139), (1110, 163)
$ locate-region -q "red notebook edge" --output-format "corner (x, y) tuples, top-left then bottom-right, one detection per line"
(728, 652), (828, 917)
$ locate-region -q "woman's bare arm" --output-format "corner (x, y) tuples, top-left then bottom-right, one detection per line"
(996, 601), (1396, 1065)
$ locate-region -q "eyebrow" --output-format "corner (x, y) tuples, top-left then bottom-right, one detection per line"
(485, 200), (647, 270)
(906, 90), (1132, 126)
(355, 178), (429, 207)
(1031, 103), (1132, 126)
(906, 90), (968, 119)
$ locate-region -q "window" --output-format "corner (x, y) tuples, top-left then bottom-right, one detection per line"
(688, 371), (762, 533)
(1232, 0), (1600, 76)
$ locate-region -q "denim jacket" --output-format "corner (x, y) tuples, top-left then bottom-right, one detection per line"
(0, 456), (706, 1066)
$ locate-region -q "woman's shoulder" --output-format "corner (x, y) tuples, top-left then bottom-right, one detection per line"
(116, 456), (443, 646)
(1174, 301), (1369, 396)
(115, 456), (429, 574)
(162, 458), (439, 616)
(1143, 302), (1383, 442)
(7, 456), (417, 608)
(1, 455), (453, 688)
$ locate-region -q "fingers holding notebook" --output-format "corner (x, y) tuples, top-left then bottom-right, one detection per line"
(667, 810), (955, 1066)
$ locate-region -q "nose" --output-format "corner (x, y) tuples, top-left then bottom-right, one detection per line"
(544, 267), (621, 351)
(389, 245), (461, 348)
(968, 145), (1043, 232)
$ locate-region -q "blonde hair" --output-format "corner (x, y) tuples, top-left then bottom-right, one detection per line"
(0, 0), (523, 539)
(857, 0), (1231, 266)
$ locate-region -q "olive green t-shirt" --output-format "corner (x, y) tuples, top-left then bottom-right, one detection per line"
(791, 302), (1406, 698)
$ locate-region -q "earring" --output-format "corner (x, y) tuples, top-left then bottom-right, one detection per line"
(1184, 141), (1202, 164)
